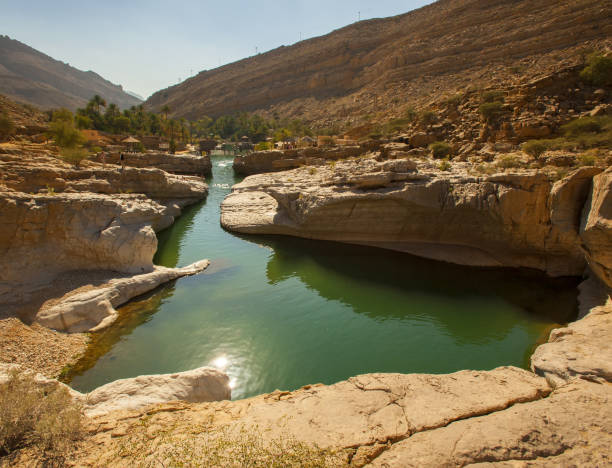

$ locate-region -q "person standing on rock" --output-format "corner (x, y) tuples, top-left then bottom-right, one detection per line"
(120, 152), (125, 172)
(100, 151), (106, 169)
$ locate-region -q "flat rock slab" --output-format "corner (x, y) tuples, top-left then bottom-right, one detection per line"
(81, 366), (550, 466)
(368, 379), (612, 467)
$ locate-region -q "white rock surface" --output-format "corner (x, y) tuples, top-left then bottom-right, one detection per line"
(83, 366), (231, 417)
(35, 260), (210, 332)
(0, 363), (230, 417)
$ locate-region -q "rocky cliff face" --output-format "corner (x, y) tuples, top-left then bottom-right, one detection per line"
(581, 168), (612, 288)
(146, 0), (611, 123)
(0, 147), (209, 329)
(222, 157), (609, 279)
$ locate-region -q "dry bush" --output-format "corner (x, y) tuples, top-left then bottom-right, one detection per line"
(0, 369), (83, 458)
(496, 154), (522, 169)
(114, 418), (345, 468)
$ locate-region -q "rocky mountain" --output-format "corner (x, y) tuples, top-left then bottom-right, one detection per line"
(0, 35), (141, 111)
(146, 0), (611, 125)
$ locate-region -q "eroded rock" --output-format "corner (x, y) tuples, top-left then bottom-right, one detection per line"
(221, 161), (600, 276)
(35, 260), (210, 332)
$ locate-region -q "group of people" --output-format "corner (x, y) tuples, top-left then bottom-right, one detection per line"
(97, 151), (126, 171)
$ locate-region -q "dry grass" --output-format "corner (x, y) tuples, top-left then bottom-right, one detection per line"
(0, 369), (83, 460)
(112, 416), (346, 468)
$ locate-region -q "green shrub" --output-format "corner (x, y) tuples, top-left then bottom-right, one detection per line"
(442, 93), (463, 107)
(318, 135), (335, 146)
(429, 141), (451, 159)
(577, 153), (597, 166)
(60, 147), (90, 168)
(420, 111), (438, 126)
(580, 53), (612, 86)
(254, 141), (272, 151)
(496, 154), (521, 169)
(521, 140), (548, 159)
(481, 90), (505, 103)
(479, 101), (504, 123)
(48, 109), (84, 148)
(0, 112), (15, 140)
(561, 116), (602, 137)
(438, 159), (451, 171)
(404, 107), (418, 121)
(0, 369), (83, 457)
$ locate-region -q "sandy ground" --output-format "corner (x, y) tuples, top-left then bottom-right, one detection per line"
(0, 317), (89, 378)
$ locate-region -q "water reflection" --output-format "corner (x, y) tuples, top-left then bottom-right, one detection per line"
(258, 236), (579, 323)
(62, 282), (176, 383)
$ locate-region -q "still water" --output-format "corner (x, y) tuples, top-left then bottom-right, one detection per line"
(69, 154), (578, 399)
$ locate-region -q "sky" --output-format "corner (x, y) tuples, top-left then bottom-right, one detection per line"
(0, 0), (433, 100)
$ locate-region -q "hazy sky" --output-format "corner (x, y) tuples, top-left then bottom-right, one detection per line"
(1, 0), (433, 99)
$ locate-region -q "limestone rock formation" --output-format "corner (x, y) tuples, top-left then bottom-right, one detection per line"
(0, 363), (230, 417)
(82, 366), (231, 417)
(369, 380), (612, 467)
(531, 288), (612, 388)
(222, 159), (601, 276)
(35, 261), (210, 333)
(0, 152), (208, 200)
(0, 149), (209, 322)
(581, 167), (612, 289)
(93, 151), (212, 176)
(233, 146), (365, 175)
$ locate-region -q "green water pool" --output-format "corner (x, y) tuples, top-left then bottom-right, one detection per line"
(68, 155), (579, 399)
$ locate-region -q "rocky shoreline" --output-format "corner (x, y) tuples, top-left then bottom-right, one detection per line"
(0, 145), (212, 377)
(1, 144), (611, 466)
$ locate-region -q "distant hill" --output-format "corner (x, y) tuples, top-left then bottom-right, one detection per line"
(0, 35), (141, 111)
(146, 0), (611, 125)
(126, 90), (145, 101)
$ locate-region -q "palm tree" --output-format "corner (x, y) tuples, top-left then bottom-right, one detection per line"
(91, 95), (107, 115)
(161, 105), (170, 121)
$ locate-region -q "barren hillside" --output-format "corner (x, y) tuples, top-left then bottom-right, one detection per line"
(0, 35), (141, 111)
(146, 0), (611, 125)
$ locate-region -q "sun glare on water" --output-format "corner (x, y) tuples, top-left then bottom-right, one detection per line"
(211, 355), (229, 369)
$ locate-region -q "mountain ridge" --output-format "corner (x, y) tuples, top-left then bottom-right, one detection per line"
(145, 0), (611, 125)
(0, 35), (141, 111)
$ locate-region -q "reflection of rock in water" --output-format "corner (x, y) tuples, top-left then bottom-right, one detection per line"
(249, 235), (579, 341)
(61, 283), (176, 383)
(201, 258), (234, 276)
(154, 200), (206, 268)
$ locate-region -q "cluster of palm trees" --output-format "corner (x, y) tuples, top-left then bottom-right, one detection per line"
(72, 95), (318, 146)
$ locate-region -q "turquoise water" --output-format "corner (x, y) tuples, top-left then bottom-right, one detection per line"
(69, 154), (579, 399)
